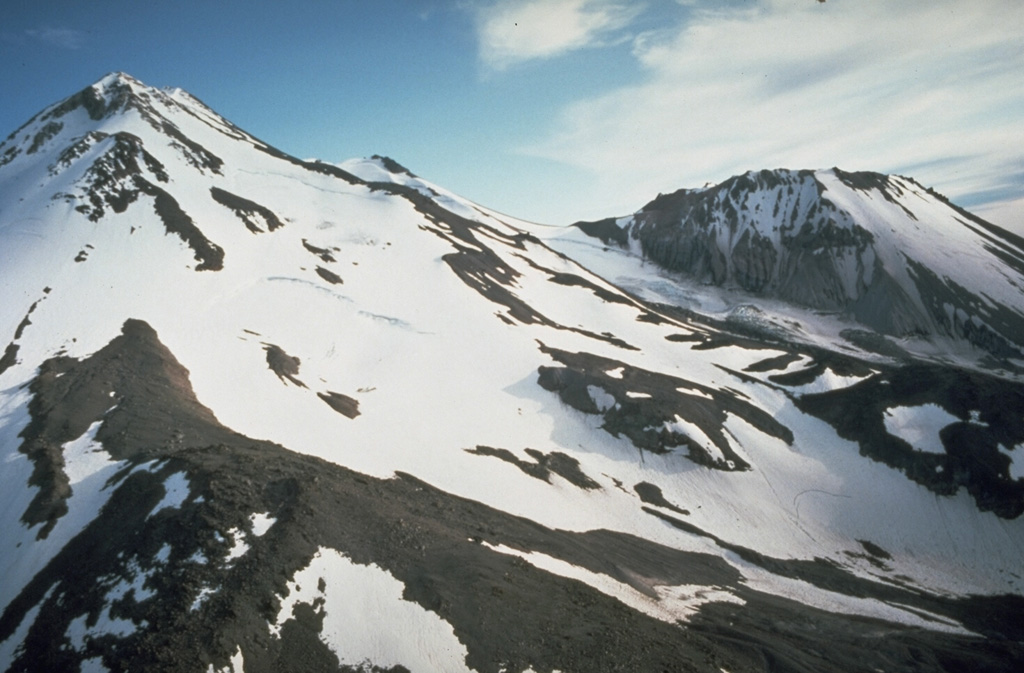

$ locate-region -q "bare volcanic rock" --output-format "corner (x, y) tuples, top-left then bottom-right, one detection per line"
(575, 168), (1024, 357)
(264, 344), (306, 387)
(16, 319), (242, 536)
(317, 391), (360, 418)
(536, 343), (791, 469)
(4, 319), (1019, 673)
(210, 186), (285, 234)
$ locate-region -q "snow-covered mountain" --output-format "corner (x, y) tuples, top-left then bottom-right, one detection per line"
(0, 73), (1022, 673)
(568, 168), (1024, 362)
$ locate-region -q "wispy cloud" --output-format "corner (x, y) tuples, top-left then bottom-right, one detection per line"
(24, 26), (87, 50)
(523, 0), (1024, 223)
(475, 0), (642, 70)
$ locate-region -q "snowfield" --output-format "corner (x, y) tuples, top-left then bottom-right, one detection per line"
(1, 73), (1023, 673)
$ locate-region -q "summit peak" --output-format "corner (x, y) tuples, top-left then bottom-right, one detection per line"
(35, 71), (156, 125)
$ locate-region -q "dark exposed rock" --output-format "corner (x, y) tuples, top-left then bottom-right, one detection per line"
(795, 363), (1024, 518)
(41, 73), (223, 175)
(369, 181), (640, 350)
(857, 539), (892, 560)
(0, 145), (19, 168)
(371, 154), (416, 177)
(302, 239), (336, 263)
(576, 168), (1024, 359)
(49, 130), (109, 175)
(766, 351), (874, 387)
(466, 446), (601, 489)
(15, 319), (241, 537)
(26, 121), (63, 154)
(643, 504), (1024, 645)
(264, 345), (305, 387)
(41, 78), (127, 122)
(0, 343), (18, 377)
(14, 300), (40, 340)
(4, 74), (1023, 673)
(47, 132), (222, 271)
(832, 167), (918, 219)
(839, 328), (912, 360)
(159, 119), (223, 174)
(315, 266), (343, 285)
(537, 344), (791, 468)
(317, 391), (359, 419)
(0, 229), (1019, 673)
(56, 132), (168, 221)
(138, 179), (224, 271)
(0, 300), (44, 377)
(210, 187), (284, 233)
(905, 257), (1024, 358)
(572, 217), (628, 246)
(546, 272), (633, 306)
(633, 482), (690, 515)
(743, 351), (803, 373)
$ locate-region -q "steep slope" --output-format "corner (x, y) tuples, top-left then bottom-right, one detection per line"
(1, 74), (1023, 672)
(569, 168), (1024, 362)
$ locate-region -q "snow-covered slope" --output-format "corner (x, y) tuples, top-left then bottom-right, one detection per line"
(1, 74), (1022, 673)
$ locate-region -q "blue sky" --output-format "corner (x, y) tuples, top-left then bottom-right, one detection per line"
(2, 0), (1023, 232)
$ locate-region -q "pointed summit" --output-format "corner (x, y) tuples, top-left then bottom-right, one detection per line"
(40, 71), (152, 124)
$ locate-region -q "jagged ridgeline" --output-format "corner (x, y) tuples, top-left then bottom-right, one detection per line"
(576, 168), (1024, 358)
(0, 73), (1022, 672)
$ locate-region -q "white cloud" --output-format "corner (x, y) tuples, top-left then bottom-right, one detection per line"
(25, 26), (86, 50)
(476, 0), (642, 70)
(523, 0), (1024, 218)
(973, 197), (1024, 237)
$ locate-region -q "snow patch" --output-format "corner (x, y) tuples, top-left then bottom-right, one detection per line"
(785, 368), (871, 395)
(484, 542), (743, 623)
(0, 585), (54, 666)
(250, 512), (276, 537)
(0, 397), (127, 614)
(80, 656), (111, 673)
(725, 551), (972, 634)
(272, 547), (472, 672)
(102, 557), (156, 603)
(147, 471), (192, 518)
(999, 444), (1024, 480)
(224, 527), (250, 562)
(62, 419), (117, 485)
(191, 586), (216, 612)
(587, 385), (617, 412)
(664, 414), (725, 465)
(883, 404), (959, 454)
(206, 647), (244, 673)
(66, 605), (139, 651)
(676, 387), (713, 400)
